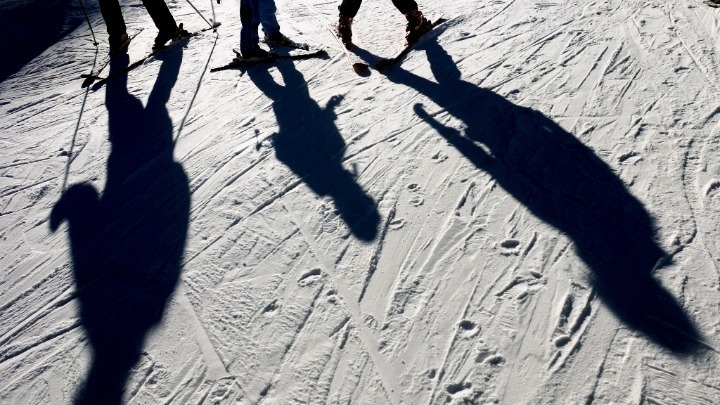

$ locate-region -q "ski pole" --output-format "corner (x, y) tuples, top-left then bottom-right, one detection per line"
(184, 0), (217, 30)
(209, 0), (217, 25)
(78, 0), (99, 46)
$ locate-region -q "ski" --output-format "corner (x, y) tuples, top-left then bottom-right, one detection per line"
(705, 0), (720, 7)
(327, 26), (369, 74)
(80, 29), (144, 88)
(81, 22), (221, 88)
(375, 17), (448, 71)
(210, 48), (327, 72)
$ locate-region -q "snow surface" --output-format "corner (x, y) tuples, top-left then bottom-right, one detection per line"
(2, 0), (720, 403)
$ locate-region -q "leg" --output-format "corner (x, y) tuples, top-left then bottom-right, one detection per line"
(338, 0), (362, 18)
(392, 0), (430, 44)
(391, 0), (419, 14)
(99, 0), (127, 40)
(140, 0), (178, 34)
(260, 0), (281, 38)
(240, 0), (261, 53)
(336, 0), (360, 48)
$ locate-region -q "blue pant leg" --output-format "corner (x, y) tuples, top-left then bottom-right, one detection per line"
(260, 0), (281, 37)
(240, 0), (261, 52)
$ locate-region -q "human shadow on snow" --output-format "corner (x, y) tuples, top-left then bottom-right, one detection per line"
(50, 46), (189, 404)
(247, 61), (380, 241)
(385, 40), (702, 354)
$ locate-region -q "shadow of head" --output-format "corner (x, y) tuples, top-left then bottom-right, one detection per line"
(50, 183), (99, 233)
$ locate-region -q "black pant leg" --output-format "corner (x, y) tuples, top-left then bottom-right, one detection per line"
(338, 0), (362, 18)
(141, 0), (178, 33)
(99, 0), (127, 39)
(391, 0), (418, 14)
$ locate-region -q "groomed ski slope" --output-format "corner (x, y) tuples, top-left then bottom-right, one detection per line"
(1, 0), (720, 403)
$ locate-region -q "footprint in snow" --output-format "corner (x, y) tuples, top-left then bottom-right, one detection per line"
(705, 180), (720, 197)
(298, 268), (322, 287)
(410, 195), (424, 207)
(317, 203), (340, 232)
(458, 320), (481, 338)
(363, 313), (378, 329)
(554, 335), (571, 348)
(432, 150), (449, 162)
(389, 218), (406, 230)
(262, 300), (279, 316)
(485, 354), (505, 366)
(499, 239), (521, 255)
(446, 381), (472, 395)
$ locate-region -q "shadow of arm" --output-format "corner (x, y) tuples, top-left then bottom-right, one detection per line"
(414, 103), (495, 171)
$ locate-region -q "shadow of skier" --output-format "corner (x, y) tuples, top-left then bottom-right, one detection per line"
(50, 45), (190, 404)
(246, 62), (380, 242)
(385, 40), (702, 354)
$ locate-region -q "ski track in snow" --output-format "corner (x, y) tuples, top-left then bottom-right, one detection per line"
(1, 0), (720, 404)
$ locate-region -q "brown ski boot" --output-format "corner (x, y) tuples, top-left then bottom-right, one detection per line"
(337, 15), (353, 49)
(405, 9), (432, 45)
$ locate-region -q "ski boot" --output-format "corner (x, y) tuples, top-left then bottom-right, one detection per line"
(264, 32), (292, 46)
(404, 9), (432, 45)
(109, 32), (131, 55)
(337, 15), (353, 49)
(264, 32), (310, 51)
(236, 47), (277, 61)
(154, 23), (191, 50)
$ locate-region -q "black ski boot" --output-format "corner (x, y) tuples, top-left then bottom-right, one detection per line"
(337, 16), (353, 49)
(237, 47), (277, 61)
(154, 23), (191, 50)
(404, 9), (432, 45)
(264, 32), (292, 46)
(109, 32), (131, 55)
(264, 32), (310, 51)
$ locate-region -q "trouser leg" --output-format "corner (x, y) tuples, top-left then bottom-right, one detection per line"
(141, 0), (178, 33)
(338, 0), (361, 18)
(240, 0), (261, 52)
(99, 0), (127, 39)
(260, 0), (281, 37)
(391, 0), (419, 14)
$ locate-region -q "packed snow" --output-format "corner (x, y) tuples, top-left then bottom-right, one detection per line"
(1, 0), (720, 403)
